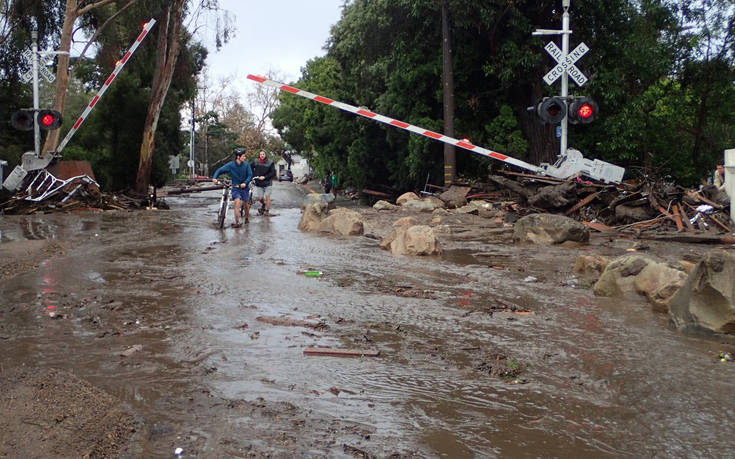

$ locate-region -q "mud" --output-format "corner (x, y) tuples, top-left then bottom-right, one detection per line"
(1, 182), (735, 458)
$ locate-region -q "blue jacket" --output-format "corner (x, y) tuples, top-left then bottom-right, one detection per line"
(213, 160), (253, 187)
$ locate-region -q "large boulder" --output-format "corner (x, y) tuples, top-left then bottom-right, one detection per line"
(319, 208), (364, 236)
(593, 255), (688, 312)
(527, 181), (577, 209)
(373, 200), (398, 211)
(301, 193), (334, 209)
(634, 262), (688, 312)
(393, 216), (418, 227)
(573, 255), (610, 281)
(299, 201), (329, 232)
(402, 199), (441, 212)
(439, 185), (470, 209)
(468, 200), (505, 219)
(396, 192), (421, 205)
(423, 196), (445, 209)
(669, 250), (735, 334)
(593, 255), (651, 297)
(513, 213), (590, 245)
(380, 225), (441, 256)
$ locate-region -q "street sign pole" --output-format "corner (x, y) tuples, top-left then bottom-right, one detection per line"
(31, 24), (40, 158)
(560, 3), (570, 159)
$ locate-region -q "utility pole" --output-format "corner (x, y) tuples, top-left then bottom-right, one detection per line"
(559, 0), (570, 158)
(190, 98), (196, 178)
(31, 23), (40, 158)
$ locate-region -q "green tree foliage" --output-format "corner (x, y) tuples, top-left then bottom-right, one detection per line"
(271, 0), (735, 189)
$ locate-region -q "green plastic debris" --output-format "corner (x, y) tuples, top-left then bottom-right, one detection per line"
(304, 270), (322, 277)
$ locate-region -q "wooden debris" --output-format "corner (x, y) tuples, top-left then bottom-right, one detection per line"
(303, 348), (380, 358)
(256, 316), (328, 330)
(583, 221), (615, 232)
(672, 204), (688, 232)
(679, 205), (696, 232)
(565, 192), (599, 215)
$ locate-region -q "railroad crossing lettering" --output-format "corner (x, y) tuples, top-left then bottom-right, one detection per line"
(543, 41), (589, 87)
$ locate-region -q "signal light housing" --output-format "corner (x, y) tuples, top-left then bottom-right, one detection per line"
(568, 97), (598, 124)
(37, 109), (63, 130)
(10, 110), (34, 131)
(536, 96), (567, 124)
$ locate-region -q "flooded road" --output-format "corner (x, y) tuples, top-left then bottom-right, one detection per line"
(1, 181), (735, 458)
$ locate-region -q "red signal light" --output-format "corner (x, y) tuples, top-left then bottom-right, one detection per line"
(36, 109), (63, 130)
(578, 104), (594, 119)
(41, 113), (56, 126)
(568, 97), (598, 124)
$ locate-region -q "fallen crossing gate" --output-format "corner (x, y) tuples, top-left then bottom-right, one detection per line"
(247, 74), (625, 184)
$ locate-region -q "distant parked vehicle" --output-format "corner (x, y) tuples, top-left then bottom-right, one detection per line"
(278, 169), (293, 182)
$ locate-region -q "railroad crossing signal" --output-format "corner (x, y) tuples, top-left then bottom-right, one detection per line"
(568, 97), (598, 124)
(534, 97), (567, 124)
(10, 110), (34, 130)
(543, 41), (588, 87)
(10, 109), (63, 131)
(37, 109), (62, 130)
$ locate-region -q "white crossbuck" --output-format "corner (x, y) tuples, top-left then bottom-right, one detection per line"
(543, 41), (588, 87)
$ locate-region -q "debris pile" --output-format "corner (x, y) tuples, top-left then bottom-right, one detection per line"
(443, 170), (733, 240)
(1, 167), (151, 215)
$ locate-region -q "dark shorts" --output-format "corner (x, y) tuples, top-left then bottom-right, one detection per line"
(231, 186), (249, 201)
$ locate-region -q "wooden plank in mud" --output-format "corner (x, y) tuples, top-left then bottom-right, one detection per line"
(303, 348), (380, 358)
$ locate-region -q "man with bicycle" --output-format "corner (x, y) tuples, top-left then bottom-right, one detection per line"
(250, 150), (277, 216)
(212, 148), (253, 227)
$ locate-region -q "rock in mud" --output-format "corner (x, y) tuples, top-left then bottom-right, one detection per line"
(573, 255), (610, 281)
(513, 213), (590, 245)
(401, 199), (439, 212)
(299, 201), (330, 232)
(396, 192), (421, 205)
(669, 250), (735, 334)
(319, 208), (364, 236)
(373, 200), (398, 211)
(380, 225), (441, 256)
(593, 255), (688, 312)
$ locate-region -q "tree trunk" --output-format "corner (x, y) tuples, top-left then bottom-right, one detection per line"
(134, 0), (185, 194)
(42, 0), (118, 156)
(441, 1), (456, 186)
(41, 0), (76, 156)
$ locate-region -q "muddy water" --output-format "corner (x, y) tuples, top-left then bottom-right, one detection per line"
(2, 182), (735, 458)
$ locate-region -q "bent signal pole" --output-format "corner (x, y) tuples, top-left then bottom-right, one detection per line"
(246, 74), (543, 175)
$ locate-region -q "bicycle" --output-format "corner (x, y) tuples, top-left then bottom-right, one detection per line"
(215, 180), (231, 229)
(215, 180), (248, 228)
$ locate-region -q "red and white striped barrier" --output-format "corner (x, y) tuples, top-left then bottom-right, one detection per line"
(246, 74), (543, 174)
(56, 19), (157, 154)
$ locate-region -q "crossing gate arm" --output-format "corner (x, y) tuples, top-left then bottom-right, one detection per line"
(246, 74), (543, 175)
(55, 19), (157, 155)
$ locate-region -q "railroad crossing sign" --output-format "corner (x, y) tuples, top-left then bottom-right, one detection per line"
(19, 48), (56, 83)
(543, 41), (589, 87)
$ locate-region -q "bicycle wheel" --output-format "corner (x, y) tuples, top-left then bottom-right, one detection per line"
(217, 189), (228, 228)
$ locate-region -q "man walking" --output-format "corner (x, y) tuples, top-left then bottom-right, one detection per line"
(212, 148), (253, 227)
(250, 150), (276, 216)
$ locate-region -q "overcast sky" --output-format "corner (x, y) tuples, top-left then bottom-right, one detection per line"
(196, 1), (345, 94)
